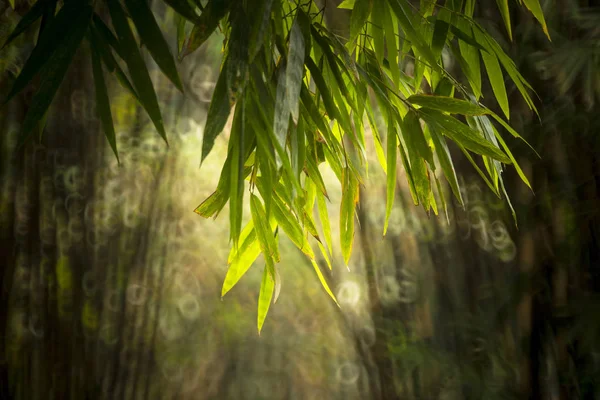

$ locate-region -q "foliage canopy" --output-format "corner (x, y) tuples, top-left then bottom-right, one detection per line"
(3, 0), (549, 332)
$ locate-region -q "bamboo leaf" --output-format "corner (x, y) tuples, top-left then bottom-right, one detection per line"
(286, 18), (306, 124)
(310, 259), (339, 306)
(420, 108), (511, 163)
(16, 3), (93, 146)
(496, 0), (513, 41)
(522, 0), (550, 40)
(5, 1), (89, 104)
(90, 33), (119, 162)
(408, 94), (488, 115)
(222, 223), (261, 297)
(480, 47), (509, 120)
(2, 0), (52, 49)
(340, 168), (359, 266)
(349, 0), (371, 44)
(182, 0), (231, 58)
(428, 124), (463, 204)
(108, 0), (168, 143)
(384, 122), (397, 235)
(124, 0), (184, 92)
(202, 57), (233, 162)
(163, 0), (201, 23)
(316, 186), (333, 255)
(257, 265), (274, 334)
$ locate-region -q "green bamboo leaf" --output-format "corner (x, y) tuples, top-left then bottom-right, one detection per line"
(270, 194), (315, 259)
(420, 108), (511, 163)
(316, 184), (333, 255)
(222, 223), (261, 297)
(489, 112), (539, 157)
(274, 65), (290, 155)
(408, 94), (488, 115)
(250, 194), (280, 263)
(382, 1), (399, 86)
(433, 173), (449, 223)
(5, 1), (89, 104)
(124, 0), (184, 92)
(490, 124), (532, 189)
(388, 0), (439, 73)
(431, 17), (450, 59)
(182, 0), (231, 58)
(163, 0), (201, 23)
(455, 21), (481, 98)
(176, 14), (186, 54)
(248, 0), (274, 62)
(305, 57), (338, 122)
(340, 168), (358, 266)
(522, 0), (550, 40)
(287, 17), (306, 124)
(496, 0), (513, 41)
(398, 137), (419, 205)
(428, 124), (463, 204)
(402, 109), (434, 166)
(257, 265), (274, 334)
(228, 98), (246, 248)
(108, 0), (168, 144)
(383, 122), (397, 236)
(481, 47), (509, 120)
(338, 0), (356, 8)
(2, 0), (52, 49)
(202, 57), (233, 162)
(458, 145), (499, 195)
(402, 111), (431, 207)
(17, 3), (93, 146)
(310, 259), (339, 306)
(371, 0), (385, 64)
(90, 34), (119, 162)
(349, 0), (371, 44)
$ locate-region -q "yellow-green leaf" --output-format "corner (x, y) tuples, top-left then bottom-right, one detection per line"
(384, 122), (397, 235)
(257, 266), (274, 334)
(311, 259), (339, 306)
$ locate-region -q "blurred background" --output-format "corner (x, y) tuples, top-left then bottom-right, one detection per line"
(1, 0), (599, 399)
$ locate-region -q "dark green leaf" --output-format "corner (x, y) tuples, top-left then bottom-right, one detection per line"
(5, 1), (89, 104)
(202, 57), (233, 162)
(124, 0), (183, 92)
(90, 33), (119, 162)
(108, 0), (168, 143)
(182, 0), (231, 58)
(350, 0), (371, 43)
(17, 3), (93, 146)
(408, 94), (488, 115)
(2, 0), (49, 49)
(163, 0), (201, 23)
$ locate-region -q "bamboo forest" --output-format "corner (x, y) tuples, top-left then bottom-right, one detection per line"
(1, 0), (599, 398)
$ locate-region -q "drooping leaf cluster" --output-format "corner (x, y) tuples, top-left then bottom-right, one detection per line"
(3, 0), (549, 332)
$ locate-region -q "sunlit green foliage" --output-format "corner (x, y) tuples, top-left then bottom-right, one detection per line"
(3, 0), (549, 331)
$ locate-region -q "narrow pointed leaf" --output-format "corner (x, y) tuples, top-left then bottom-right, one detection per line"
(420, 108), (511, 163)
(481, 48), (509, 120)
(163, 0), (201, 23)
(202, 57), (233, 162)
(522, 0), (550, 40)
(124, 0), (184, 92)
(349, 0), (371, 44)
(90, 34), (119, 162)
(5, 1), (90, 104)
(17, 3), (93, 146)
(257, 266), (274, 334)
(384, 123), (397, 235)
(310, 259), (339, 306)
(108, 0), (168, 143)
(2, 0), (49, 49)
(408, 94), (488, 115)
(287, 18), (306, 124)
(340, 168), (359, 266)
(182, 0), (231, 58)
(496, 0), (513, 41)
